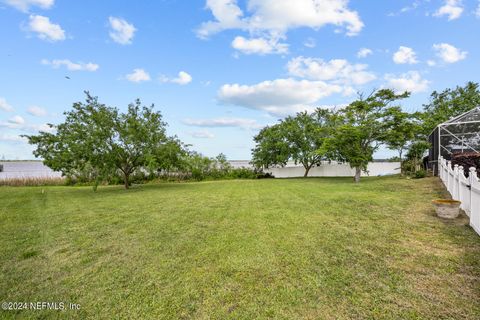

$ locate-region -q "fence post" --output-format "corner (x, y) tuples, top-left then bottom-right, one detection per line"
(446, 160), (451, 190)
(470, 167), (476, 208)
(441, 157), (444, 181)
(438, 157), (443, 181)
(470, 167), (480, 234)
(453, 164), (459, 200)
(458, 166), (469, 215)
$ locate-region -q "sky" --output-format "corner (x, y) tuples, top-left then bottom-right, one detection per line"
(0, 0), (479, 160)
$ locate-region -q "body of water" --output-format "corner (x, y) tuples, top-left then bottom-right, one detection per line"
(0, 161), (62, 180)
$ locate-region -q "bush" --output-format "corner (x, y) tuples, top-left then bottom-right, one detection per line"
(414, 170), (426, 179)
(255, 171), (275, 179)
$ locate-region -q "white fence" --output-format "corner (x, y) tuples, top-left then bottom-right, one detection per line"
(439, 156), (480, 235)
(265, 161), (400, 178)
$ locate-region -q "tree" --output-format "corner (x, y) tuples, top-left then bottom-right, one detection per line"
(325, 89), (410, 183)
(421, 81), (480, 135)
(403, 141), (430, 175)
(251, 123), (291, 171)
(252, 111), (330, 177)
(151, 137), (190, 173)
(383, 107), (421, 161)
(24, 93), (175, 189)
(283, 111), (330, 177)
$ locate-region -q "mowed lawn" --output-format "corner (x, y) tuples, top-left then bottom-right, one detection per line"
(1, 177), (480, 319)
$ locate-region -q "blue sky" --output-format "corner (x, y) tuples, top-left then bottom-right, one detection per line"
(0, 0), (479, 160)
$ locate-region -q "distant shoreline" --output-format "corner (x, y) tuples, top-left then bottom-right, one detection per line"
(0, 160), (43, 162)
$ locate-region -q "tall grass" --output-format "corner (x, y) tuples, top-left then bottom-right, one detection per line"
(0, 177), (66, 187)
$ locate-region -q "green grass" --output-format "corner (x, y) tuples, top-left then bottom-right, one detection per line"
(0, 176), (479, 319)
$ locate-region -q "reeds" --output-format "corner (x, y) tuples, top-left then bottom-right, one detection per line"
(0, 177), (66, 186)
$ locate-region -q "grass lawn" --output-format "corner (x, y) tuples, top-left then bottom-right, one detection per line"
(1, 176), (480, 319)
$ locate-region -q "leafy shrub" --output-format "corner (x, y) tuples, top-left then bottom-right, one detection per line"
(255, 171), (275, 179)
(401, 141), (430, 177)
(414, 170), (427, 179)
(401, 160), (416, 176)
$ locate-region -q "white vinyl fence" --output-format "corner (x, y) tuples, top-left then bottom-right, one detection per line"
(439, 156), (480, 235)
(264, 161), (400, 178)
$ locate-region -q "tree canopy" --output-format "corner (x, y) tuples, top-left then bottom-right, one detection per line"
(24, 92), (180, 189)
(252, 111), (330, 177)
(383, 107), (423, 160)
(325, 89), (410, 182)
(421, 81), (480, 135)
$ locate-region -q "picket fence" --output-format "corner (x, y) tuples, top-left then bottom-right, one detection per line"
(439, 156), (480, 235)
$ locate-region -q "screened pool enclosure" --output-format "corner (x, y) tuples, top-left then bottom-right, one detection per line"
(429, 107), (480, 175)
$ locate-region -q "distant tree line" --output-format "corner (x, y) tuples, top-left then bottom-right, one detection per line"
(252, 82), (480, 182)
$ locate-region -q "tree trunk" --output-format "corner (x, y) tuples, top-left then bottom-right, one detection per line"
(123, 172), (130, 189)
(304, 164), (312, 177)
(354, 167), (361, 183)
(399, 150), (404, 176)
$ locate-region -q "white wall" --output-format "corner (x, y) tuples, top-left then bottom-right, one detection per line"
(265, 162), (400, 178)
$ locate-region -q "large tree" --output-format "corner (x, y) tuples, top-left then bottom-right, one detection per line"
(421, 81), (480, 135)
(383, 107), (422, 161)
(24, 93), (176, 189)
(252, 111), (330, 177)
(252, 123), (290, 170)
(325, 89), (410, 183)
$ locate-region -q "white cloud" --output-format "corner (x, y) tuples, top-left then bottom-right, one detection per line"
(357, 48), (372, 58)
(0, 120), (54, 133)
(27, 105), (47, 117)
(385, 71), (430, 94)
(125, 68), (151, 83)
(286, 56), (376, 86)
(189, 130), (215, 139)
(392, 46), (418, 64)
(3, 0), (54, 12)
(183, 117), (262, 129)
(197, 0), (363, 54)
(198, 0), (363, 37)
(303, 37), (316, 48)
(434, 0), (463, 20)
(172, 71), (192, 85)
(198, 0), (245, 37)
(231, 36), (288, 55)
(27, 14), (65, 42)
(8, 115), (25, 125)
(0, 133), (27, 143)
(0, 97), (14, 112)
(476, 1), (480, 17)
(433, 43), (467, 63)
(396, 1), (421, 15)
(218, 78), (343, 116)
(427, 60), (436, 66)
(108, 17), (136, 45)
(41, 59), (99, 71)
(160, 71), (193, 85)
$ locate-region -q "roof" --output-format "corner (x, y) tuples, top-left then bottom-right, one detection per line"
(440, 106), (480, 126)
(429, 106), (480, 136)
